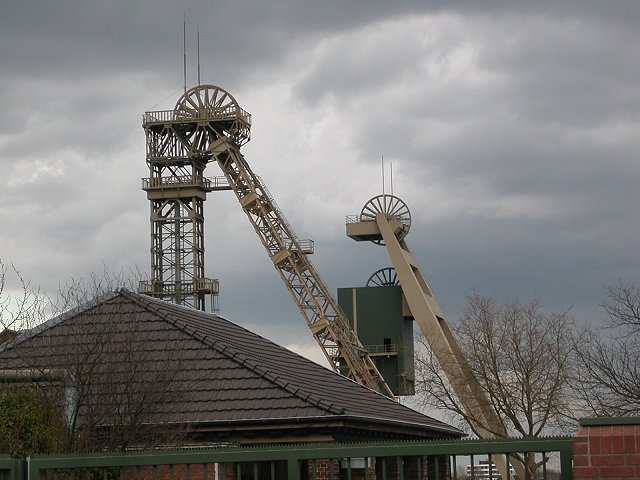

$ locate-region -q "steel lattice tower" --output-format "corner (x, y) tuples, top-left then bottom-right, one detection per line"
(138, 85), (390, 395)
(139, 87), (249, 311)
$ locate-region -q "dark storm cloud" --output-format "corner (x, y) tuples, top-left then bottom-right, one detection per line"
(276, 3), (639, 327)
(0, 1), (428, 88)
(1, 0), (639, 355)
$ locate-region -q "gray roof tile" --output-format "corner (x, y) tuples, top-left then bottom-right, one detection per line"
(0, 290), (463, 438)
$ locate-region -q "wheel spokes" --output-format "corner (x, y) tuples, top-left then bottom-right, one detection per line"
(360, 195), (410, 225)
(366, 268), (400, 287)
(171, 85), (250, 147)
(359, 194), (411, 244)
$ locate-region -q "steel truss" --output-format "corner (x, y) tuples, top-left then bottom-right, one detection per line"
(141, 109), (221, 311)
(347, 194), (521, 479)
(142, 85), (391, 396)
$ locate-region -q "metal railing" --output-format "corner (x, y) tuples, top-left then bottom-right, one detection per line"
(345, 215), (364, 224)
(256, 176), (298, 242)
(138, 278), (220, 296)
(15, 436), (572, 480)
(142, 176), (231, 191)
(142, 175), (212, 190)
(196, 278), (220, 293)
(285, 239), (315, 254)
(206, 177), (231, 190)
(142, 106), (251, 126)
(365, 344), (399, 355)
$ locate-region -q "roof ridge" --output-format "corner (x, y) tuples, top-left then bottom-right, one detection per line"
(120, 290), (345, 416)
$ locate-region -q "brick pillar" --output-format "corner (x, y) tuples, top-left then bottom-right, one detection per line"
(421, 456), (430, 480)
(367, 458), (377, 480)
(306, 458), (340, 480)
(573, 417), (640, 480)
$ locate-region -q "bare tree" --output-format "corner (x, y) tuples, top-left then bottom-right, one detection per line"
(48, 302), (189, 452)
(575, 280), (640, 416)
(414, 292), (579, 478)
(0, 262), (189, 452)
(1, 259), (142, 332)
(0, 260), (48, 333)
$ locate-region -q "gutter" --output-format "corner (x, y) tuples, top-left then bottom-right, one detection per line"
(182, 414), (464, 438)
(0, 368), (65, 382)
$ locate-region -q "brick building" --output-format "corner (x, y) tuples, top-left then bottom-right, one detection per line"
(0, 290), (463, 478)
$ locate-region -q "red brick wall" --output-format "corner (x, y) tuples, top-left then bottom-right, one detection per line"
(573, 419), (640, 480)
(306, 458), (341, 480)
(124, 463), (219, 480)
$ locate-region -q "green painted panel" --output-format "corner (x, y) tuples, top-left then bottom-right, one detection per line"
(338, 286), (415, 396)
(580, 416), (640, 426)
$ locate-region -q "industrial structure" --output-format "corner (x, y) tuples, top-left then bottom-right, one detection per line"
(139, 85), (392, 396)
(139, 88), (247, 311)
(138, 84), (520, 476)
(337, 279), (415, 397)
(345, 193), (519, 478)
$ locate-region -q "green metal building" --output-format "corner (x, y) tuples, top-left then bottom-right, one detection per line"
(337, 285), (415, 396)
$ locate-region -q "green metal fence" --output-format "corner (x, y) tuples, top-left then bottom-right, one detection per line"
(0, 455), (22, 480)
(7, 436), (573, 480)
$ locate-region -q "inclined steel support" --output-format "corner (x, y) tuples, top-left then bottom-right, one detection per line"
(142, 85), (392, 396)
(208, 138), (392, 396)
(373, 211), (522, 479)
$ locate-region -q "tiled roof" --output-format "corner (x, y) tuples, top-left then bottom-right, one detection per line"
(0, 290), (463, 438)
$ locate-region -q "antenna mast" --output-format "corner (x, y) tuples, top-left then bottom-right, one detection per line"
(381, 154), (385, 195)
(197, 23), (201, 85)
(183, 13), (187, 92)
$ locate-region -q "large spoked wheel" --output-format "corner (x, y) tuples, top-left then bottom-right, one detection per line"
(174, 85), (238, 117)
(173, 85), (250, 153)
(360, 194), (411, 245)
(366, 268), (400, 287)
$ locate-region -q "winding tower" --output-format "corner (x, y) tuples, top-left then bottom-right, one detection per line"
(346, 194), (504, 433)
(346, 194), (521, 478)
(139, 85), (391, 396)
(139, 87), (250, 311)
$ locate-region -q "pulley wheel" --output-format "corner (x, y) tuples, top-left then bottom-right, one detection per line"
(174, 85), (238, 117)
(366, 268), (400, 287)
(360, 194), (411, 245)
(173, 85), (250, 148)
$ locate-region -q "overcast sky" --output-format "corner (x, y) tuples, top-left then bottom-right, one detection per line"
(1, 1), (639, 367)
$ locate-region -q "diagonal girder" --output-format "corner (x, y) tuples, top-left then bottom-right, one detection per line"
(208, 137), (392, 396)
(144, 85), (392, 397)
